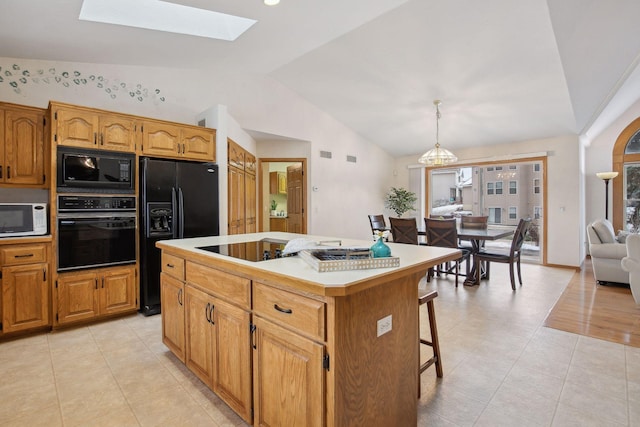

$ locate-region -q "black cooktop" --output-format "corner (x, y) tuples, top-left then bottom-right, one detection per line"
(197, 238), (289, 262)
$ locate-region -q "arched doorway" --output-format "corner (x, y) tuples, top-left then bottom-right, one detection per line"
(612, 116), (640, 232)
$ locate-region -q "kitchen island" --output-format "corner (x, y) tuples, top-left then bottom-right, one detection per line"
(156, 232), (460, 427)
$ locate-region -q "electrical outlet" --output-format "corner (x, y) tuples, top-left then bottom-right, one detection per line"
(377, 315), (392, 337)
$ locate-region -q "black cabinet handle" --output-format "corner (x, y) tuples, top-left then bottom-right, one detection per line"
(166, 263), (174, 268)
(177, 288), (183, 306)
(0, 165), (2, 178)
(205, 302), (211, 323)
(43, 269), (46, 281)
(274, 304), (293, 314)
(95, 279), (98, 290)
(209, 304), (215, 325)
(94, 132), (97, 144)
(6, 166), (9, 179)
(102, 277), (105, 288)
(15, 253), (34, 258)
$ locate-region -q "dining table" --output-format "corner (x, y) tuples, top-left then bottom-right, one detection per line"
(457, 227), (515, 286)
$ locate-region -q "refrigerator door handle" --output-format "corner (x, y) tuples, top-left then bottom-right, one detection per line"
(171, 187), (178, 239)
(178, 187), (185, 239)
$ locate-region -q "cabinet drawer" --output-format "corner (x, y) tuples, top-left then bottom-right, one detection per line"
(1, 244), (47, 266)
(186, 262), (250, 309)
(162, 252), (185, 280)
(253, 282), (325, 341)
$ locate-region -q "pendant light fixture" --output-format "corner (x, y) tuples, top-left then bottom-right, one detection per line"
(418, 100), (457, 166)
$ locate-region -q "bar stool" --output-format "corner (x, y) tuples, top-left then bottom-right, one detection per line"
(418, 289), (442, 397)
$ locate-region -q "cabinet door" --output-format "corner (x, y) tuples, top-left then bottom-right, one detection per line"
(56, 271), (100, 324)
(99, 266), (136, 315)
(185, 285), (214, 385)
(245, 172), (256, 233)
(141, 121), (181, 158)
(211, 297), (252, 423)
(181, 127), (215, 161)
(161, 273), (185, 362)
(245, 153), (256, 175)
(56, 108), (99, 148)
(4, 108), (45, 185)
(227, 140), (245, 170)
(227, 166), (246, 236)
(2, 263), (49, 333)
(100, 114), (136, 152)
(253, 317), (324, 427)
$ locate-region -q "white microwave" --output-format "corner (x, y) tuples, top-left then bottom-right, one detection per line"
(0, 203), (47, 237)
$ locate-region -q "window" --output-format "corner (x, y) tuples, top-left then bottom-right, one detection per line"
(533, 178), (540, 194)
(509, 207), (517, 219)
(534, 163), (540, 172)
(495, 181), (503, 195)
(486, 167), (494, 172)
(495, 166), (503, 171)
(509, 165), (517, 170)
(489, 207), (502, 224)
(509, 181), (517, 195)
(487, 182), (494, 195)
(534, 206), (541, 219)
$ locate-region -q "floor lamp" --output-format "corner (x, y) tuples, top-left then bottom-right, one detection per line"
(596, 171), (619, 220)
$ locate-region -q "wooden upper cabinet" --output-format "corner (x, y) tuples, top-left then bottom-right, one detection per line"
(142, 120), (215, 161)
(2, 105), (45, 185)
(245, 152), (256, 175)
(141, 120), (181, 157)
(99, 114), (137, 152)
(53, 105), (135, 152)
(228, 139), (245, 170)
(182, 127), (215, 162)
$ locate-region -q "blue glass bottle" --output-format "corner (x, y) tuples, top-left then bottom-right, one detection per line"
(370, 235), (391, 258)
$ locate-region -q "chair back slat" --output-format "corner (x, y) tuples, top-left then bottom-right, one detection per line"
(368, 214), (386, 232)
(461, 215), (488, 229)
(389, 217), (418, 244)
(424, 218), (458, 249)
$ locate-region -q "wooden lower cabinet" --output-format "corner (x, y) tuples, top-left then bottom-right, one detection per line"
(56, 265), (137, 325)
(0, 242), (51, 335)
(160, 273), (185, 361)
(185, 284), (252, 423)
(1, 263), (49, 333)
(253, 316), (324, 427)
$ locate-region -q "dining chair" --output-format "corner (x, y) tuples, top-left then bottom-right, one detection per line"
(474, 218), (531, 290)
(424, 218), (470, 287)
(368, 214), (388, 240)
(389, 217), (420, 244)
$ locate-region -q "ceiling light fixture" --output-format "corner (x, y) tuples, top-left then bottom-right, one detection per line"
(264, 0), (280, 5)
(418, 100), (458, 166)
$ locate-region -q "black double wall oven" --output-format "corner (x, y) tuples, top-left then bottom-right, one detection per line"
(56, 148), (137, 272)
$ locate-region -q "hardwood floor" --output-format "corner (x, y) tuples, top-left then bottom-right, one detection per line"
(544, 258), (640, 347)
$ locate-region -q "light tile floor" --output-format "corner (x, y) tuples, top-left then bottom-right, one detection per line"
(0, 262), (638, 426)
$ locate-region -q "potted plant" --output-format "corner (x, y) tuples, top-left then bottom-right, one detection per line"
(270, 199), (278, 216)
(384, 187), (417, 217)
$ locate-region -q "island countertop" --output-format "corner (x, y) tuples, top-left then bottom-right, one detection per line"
(156, 231), (461, 297)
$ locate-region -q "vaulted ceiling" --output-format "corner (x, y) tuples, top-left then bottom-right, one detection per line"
(2, 0), (640, 157)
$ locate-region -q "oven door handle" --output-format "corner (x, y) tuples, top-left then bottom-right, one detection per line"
(58, 218), (135, 227)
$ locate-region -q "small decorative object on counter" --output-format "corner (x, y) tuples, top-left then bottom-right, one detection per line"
(370, 232), (391, 258)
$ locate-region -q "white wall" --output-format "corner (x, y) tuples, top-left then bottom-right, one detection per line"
(0, 56), (394, 241)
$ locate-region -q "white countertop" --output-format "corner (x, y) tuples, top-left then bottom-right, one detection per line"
(157, 232), (460, 290)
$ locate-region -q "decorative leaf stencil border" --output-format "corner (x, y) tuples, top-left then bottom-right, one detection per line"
(0, 63), (166, 104)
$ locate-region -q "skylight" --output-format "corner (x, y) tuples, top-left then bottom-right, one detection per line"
(79, 0), (257, 41)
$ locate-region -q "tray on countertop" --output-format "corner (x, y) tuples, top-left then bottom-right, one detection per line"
(299, 248), (399, 272)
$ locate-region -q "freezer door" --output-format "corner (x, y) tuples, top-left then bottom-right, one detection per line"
(176, 162), (219, 238)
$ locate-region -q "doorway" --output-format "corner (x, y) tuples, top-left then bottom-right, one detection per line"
(258, 158), (307, 234)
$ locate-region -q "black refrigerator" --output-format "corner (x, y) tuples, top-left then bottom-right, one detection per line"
(139, 157), (219, 315)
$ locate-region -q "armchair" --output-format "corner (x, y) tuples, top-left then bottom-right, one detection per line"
(586, 219), (629, 285)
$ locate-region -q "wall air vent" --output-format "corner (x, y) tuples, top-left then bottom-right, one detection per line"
(197, 119), (206, 127)
(320, 150), (332, 159)
(346, 155), (357, 163)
